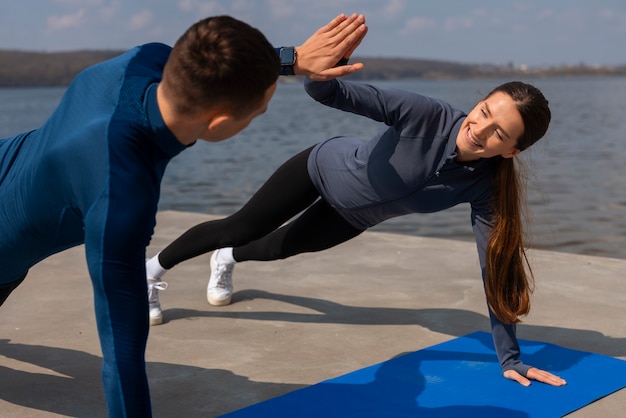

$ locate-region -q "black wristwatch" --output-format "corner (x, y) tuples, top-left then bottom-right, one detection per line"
(279, 46), (297, 76)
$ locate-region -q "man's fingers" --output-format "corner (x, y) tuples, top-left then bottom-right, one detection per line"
(342, 26), (368, 59)
(327, 17), (367, 60)
(321, 13), (349, 33)
(328, 13), (364, 39)
(317, 13), (354, 36)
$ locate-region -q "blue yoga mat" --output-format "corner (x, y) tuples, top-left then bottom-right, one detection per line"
(220, 331), (626, 417)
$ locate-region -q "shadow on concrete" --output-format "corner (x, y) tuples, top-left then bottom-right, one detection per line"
(164, 289), (626, 359)
(0, 338), (300, 417)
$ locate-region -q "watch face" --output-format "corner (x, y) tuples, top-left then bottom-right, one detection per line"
(280, 47), (296, 65)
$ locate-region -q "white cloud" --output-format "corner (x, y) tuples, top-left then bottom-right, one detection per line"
(381, 0), (406, 18)
(178, 0), (224, 16)
(47, 9), (87, 30)
(537, 9), (555, 20)
(440, 8), (503, 33)
(177, 0), (194, 12)
(400, 16), (437, 35)
(268, 0), (295, 19)
(230, 0), (258, 14)
(51, 0), (102, 6)
(128, 9), (154, 30)
(599, 8), (626, 33)
(443, 15), (475, 32)
(99, 0), (120, 22)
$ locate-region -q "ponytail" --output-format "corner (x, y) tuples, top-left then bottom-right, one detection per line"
(485, 157), (534, 324)
(481, 81), (549, 324)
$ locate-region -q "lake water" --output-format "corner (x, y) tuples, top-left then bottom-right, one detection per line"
(1, 76), (625, 260)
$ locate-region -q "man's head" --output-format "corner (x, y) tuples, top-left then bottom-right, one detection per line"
(162, 15), (280, 121)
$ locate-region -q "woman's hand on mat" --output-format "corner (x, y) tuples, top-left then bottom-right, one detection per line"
(504, 367), (567, 386)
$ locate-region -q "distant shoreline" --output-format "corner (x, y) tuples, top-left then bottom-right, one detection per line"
(1, 49), (624, 87)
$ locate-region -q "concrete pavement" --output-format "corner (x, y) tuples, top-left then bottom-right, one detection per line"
(0, 210), (624, 417)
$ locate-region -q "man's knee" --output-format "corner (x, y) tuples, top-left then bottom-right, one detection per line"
(0, 274), (27, 307)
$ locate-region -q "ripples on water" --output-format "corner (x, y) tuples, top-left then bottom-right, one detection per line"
(1, 77), (625, 259)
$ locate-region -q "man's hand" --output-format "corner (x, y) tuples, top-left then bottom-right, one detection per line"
(504, 367), (567, 387)
(294, 13), (368, 81)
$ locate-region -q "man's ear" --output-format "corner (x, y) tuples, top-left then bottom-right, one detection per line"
(502, 148), (521, 159)
(207, 114), (233, 132)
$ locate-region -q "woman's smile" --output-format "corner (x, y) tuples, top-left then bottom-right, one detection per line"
(465, 127), (483, 148)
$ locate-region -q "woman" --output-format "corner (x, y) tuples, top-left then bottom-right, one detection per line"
(147, 76), (567, 387)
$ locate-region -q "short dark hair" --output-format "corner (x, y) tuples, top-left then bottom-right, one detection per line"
(163, 15), (280, 118)
(486, 81), (551, 151)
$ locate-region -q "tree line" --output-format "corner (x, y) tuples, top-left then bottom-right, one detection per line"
(1, 49), (624, 87)
(0, 50), (122, 87)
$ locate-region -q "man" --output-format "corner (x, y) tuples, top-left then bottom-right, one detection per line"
(0, 13), (366, 417)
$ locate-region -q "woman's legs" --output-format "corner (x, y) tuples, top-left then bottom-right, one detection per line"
(206, 188), (363, 306)
(233, 198), (364, 262)
(158, 146), (319, 270)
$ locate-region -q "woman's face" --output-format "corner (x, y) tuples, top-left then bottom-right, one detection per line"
(455, 91), (525, 162)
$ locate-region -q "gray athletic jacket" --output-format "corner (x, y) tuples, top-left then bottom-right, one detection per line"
(305, 78), (531, 376)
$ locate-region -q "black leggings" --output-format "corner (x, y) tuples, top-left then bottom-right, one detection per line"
(159, 146), (363, 269)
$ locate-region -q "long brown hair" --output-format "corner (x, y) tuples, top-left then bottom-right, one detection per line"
(484, 81), (551, 324)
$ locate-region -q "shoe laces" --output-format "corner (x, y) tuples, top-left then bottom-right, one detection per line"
(214, 263), (233, 289)
(148, 279), (168, 303)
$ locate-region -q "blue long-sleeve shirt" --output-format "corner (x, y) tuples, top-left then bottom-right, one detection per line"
(304, 78), (530, 376)
(0, 42), (187, 416)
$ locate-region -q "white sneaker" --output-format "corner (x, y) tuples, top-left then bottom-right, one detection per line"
(208, 250), (234, 306)
(147, 277), (168, 326)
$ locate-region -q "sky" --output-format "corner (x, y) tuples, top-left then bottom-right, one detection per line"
(0, 0), (624, 67)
